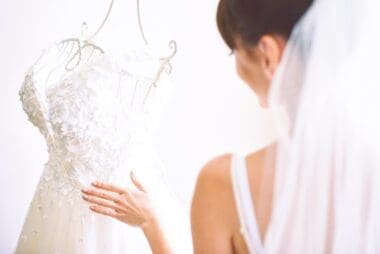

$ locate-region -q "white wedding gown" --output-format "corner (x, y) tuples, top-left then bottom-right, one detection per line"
(16, 42), (191, 253)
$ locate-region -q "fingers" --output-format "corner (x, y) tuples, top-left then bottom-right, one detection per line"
(89, 205), (120, 219)
(91, 181), (126, 194)
(130, 171), (146, 192)
(82, 193), (125, 213)
(82, 187), (121, 203)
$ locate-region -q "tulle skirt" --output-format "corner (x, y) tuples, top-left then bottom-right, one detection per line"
(15, 152), (191, 254)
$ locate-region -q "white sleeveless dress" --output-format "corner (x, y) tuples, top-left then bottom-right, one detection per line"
(16, 43), (191, 253)
(231, 154), (265, 254)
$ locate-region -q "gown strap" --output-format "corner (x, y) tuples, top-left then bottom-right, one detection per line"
(230, 154), (265, 254)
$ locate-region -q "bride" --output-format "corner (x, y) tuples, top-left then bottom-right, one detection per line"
(83, 0), (380, 253)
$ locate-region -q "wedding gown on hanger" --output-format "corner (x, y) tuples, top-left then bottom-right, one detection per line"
(15, 41), (191, 253)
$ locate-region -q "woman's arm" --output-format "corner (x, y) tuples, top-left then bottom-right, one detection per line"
(81, 172), (174, 254)
(140, 216), (174, 254)
(191, 154), (235, 254)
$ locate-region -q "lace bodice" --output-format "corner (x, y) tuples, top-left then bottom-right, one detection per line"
(19, 44), (172, 196)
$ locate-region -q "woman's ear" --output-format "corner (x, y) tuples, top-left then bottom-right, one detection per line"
(257, 35), (286, 80)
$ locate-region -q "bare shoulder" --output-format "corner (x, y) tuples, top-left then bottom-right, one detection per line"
(191, 153), (236, 253)
(191, 148), (269, 209)
(191, 153), (234, 218)
(196, 147), (269, 187)
(196, 153), (232, 187)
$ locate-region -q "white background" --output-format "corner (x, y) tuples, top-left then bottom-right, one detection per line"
(0, 0), (275, 252)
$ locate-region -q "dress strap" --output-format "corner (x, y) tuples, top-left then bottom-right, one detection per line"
(230, 154), (265, 254)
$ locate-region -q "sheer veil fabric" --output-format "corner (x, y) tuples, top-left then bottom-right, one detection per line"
(265, 0), (380, 252)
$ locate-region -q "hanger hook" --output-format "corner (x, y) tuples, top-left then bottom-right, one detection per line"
(81, 22), (89, 38)
(87, 0), (115, 41)
(82, 0), (148, 45)
(137, 0), (149, 45)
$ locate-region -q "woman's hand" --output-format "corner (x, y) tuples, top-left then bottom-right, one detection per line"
(82, 172), (175, 254)
(81, 171), (156, 228)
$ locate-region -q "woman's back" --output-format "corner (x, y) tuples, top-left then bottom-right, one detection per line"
(191, 145), (274, 254)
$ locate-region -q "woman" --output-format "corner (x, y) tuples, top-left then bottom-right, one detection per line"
(191, 0), (312, 252)
(84, 0), (380, 253)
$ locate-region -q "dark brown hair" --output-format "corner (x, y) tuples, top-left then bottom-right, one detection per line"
(217, 0), (312, 49)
